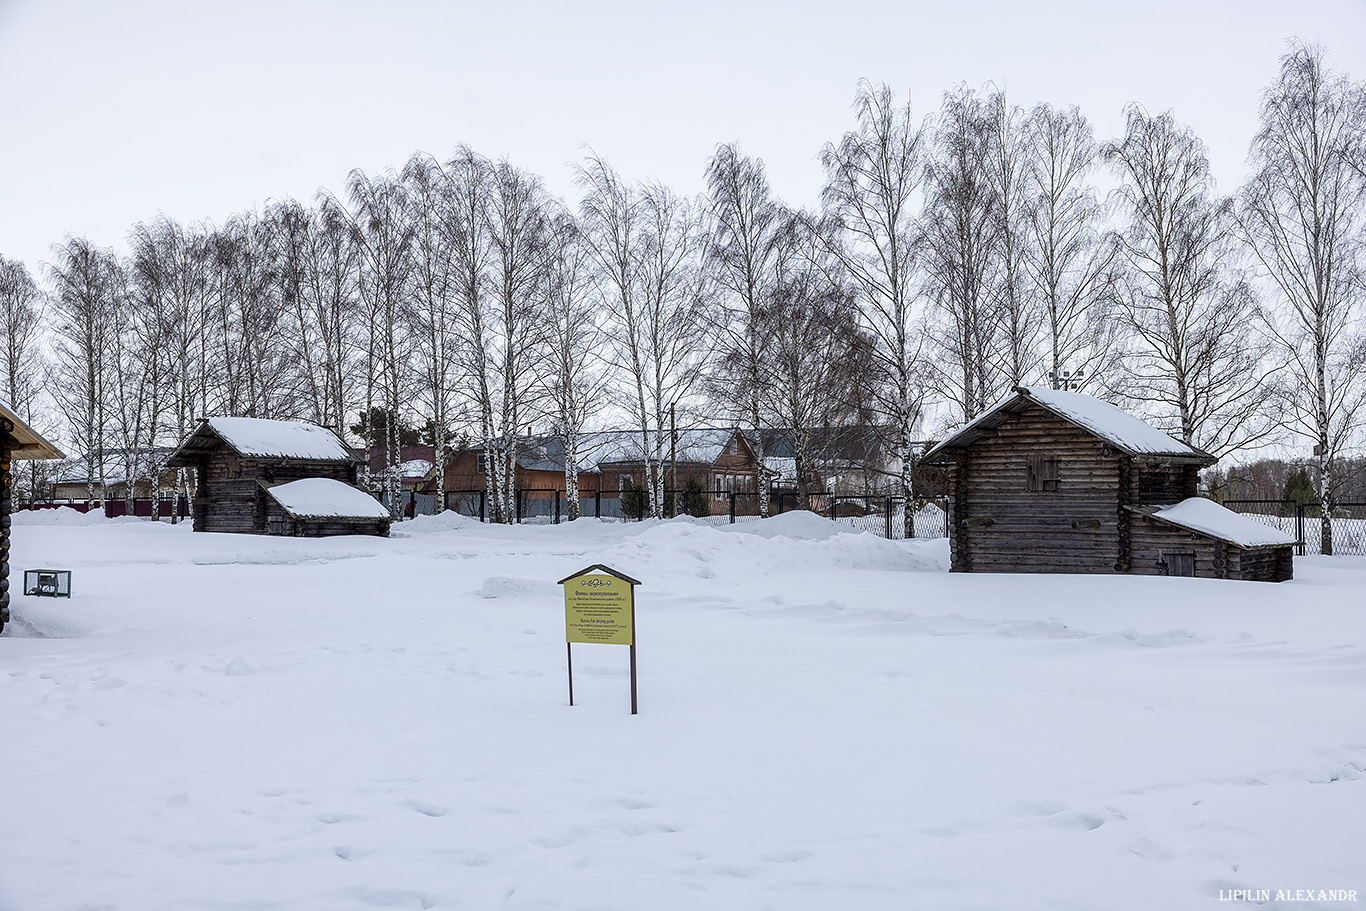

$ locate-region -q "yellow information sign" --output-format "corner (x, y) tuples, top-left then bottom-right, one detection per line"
(563, 573), (634, 645)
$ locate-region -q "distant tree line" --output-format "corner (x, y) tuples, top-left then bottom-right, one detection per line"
(2, 43), (1364, 540)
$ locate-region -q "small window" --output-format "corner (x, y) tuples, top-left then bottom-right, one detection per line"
(1162, 552), (1195, 577)
(1025, 454), (1060, 491)
(225, 453), (242, 479)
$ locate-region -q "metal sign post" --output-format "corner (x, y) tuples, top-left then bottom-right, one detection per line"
(558, 563), (641, 714)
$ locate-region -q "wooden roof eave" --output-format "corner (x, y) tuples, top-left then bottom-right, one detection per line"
(0, 404), (65, 461)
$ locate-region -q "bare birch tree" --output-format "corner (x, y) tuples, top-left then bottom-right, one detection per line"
(1239, 44), (1366, 553)
(0, 256), (54, 500)
(705, 142), (781, 515)
(402, 154), (461, 512)
(758, 214), (868, 510)
(348, 169), (414, 516)
(922, 86), (1002, 423)
(46, 237), (123, 502)
(128, 216), (211, 516)
(540, 212), (604, 520)
(486, 157), (553, 522)
(820, 81), (930, 535)
(1022, 103), (1118, 391)
(982, 89), (1038, 385)
(443, 148), (505, 520)
(1106, 105), (1274, 456)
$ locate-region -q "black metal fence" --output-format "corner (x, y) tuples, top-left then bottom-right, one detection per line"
(440, 488), (950, 540)
(1220, 499), (1366, 556)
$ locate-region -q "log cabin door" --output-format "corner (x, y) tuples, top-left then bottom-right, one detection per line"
(1163, 552), (1195, 577)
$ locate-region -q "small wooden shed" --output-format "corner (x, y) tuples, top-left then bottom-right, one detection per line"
(923, 386), (1295, 582)
(1, 404), (64, 634)
(260, 478), (391, 537)
(165, 417), (387, 537)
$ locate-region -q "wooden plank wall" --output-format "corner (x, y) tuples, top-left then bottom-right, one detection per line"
(953, 404), (1122, 573)
(1128, 515), (1222, 578)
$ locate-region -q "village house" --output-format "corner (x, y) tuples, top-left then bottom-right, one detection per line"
(923, 386), (1295, 581)
(1, 403), (65, 635)
(165, 417), (390, 537)
(50, 446), (180, 502)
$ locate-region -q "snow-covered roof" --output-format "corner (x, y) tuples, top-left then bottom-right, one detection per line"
(1, 401), (63, 461)
(263, 478), (391, 520)
(763, 456), (798, 482)
(1145, 498), (1297, 549)
(924, 387), (1215, 464)
(203, 417), (354, 462)
(376, 459), (434, 480)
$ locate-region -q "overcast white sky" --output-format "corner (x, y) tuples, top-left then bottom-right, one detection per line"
(2, 0), (1364, 277)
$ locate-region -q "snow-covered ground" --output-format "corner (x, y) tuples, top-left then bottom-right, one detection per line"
(2, 509), (1363, 910)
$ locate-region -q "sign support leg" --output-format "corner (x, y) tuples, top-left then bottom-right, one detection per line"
(567, 642), (574, 706)
(629, 644), (638, 715)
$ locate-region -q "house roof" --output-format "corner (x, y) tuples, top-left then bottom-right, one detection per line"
(1131, 498), (1298, 549)
(0, 402), (64, 461)
(166, 417), (356, 466)
(262, 478), (391, 520)
(923, 387), (1216, 465)
(460, 429), (739, 474)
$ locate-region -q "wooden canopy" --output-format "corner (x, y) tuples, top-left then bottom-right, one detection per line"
(0, 403), (64, 461)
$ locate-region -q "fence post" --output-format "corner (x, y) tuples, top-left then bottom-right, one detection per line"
(480, 491), (486, 523)
(595, 489), (601, 519)
(1297, 501), (1306, 556)
(886, 496), (893, 540)
(729, 492), (736, 524)
(829, 497), (837, 520)
(516, 489), (523, 524)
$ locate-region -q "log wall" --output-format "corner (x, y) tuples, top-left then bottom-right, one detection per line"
(951, 403), (1123, 574)
(1, 441), (11, 632)
(1132, 462), (1200, 504)
(1128, 515), (1223, 577)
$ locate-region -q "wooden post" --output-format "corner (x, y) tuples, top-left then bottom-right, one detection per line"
(629, 584), (638, 715)
(567, 642), (574, 706)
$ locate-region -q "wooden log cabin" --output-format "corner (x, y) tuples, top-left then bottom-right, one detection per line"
(165, 417), (390, 537)
(923, 387), (1295, 582)
(2, 404), (65, 634)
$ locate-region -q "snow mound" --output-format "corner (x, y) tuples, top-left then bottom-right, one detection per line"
(479, 576), (560, 599)
(10, 506), (143, 526)
(394, 512), (482, 535)
(724, 511), (850, 541)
